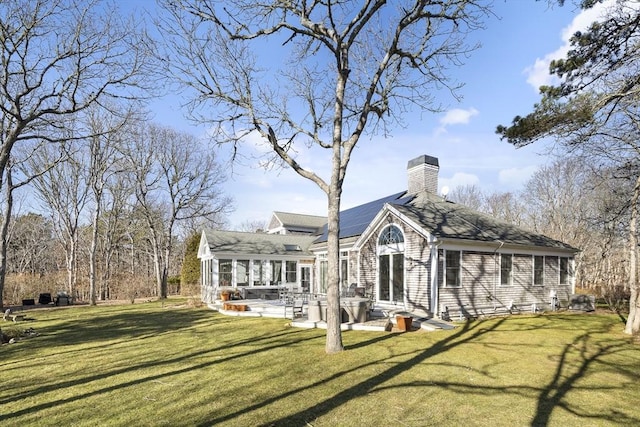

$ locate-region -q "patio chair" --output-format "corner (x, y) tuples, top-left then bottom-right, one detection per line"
(345, 283), (357, 297)
(292, 299), (304, 319)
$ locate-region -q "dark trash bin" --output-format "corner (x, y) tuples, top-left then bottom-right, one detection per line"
(22, 298), (35, 306)
(39, 293), (52, 305)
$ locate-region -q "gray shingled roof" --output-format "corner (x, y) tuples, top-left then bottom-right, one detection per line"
(272, 211), (327, 231)
(392, 191), (577, 251)
(202, 229), (317, 256)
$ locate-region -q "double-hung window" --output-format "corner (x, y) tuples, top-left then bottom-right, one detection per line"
(501, 254), (513, 286)
(270, 260), (282, 285)
(285, 261), (297, 283)
(533, 256), (544, 286)
(253, 260), (265, 285)
(560, 257), (570, 285)
(219, 259), (233, 287)
(236, 260), (249, 286)
(445, 251), (461, 287)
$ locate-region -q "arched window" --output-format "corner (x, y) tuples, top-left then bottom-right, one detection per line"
(377, 224), (404, 303)
(378, 224), (404, 246)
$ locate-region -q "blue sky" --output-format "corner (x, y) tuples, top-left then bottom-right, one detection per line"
(144, 1), (615, 229)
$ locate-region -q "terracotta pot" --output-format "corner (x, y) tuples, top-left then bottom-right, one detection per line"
(396, 315), (413, 332)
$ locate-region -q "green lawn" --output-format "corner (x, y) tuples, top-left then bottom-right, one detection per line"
(1, 300), (638, 426)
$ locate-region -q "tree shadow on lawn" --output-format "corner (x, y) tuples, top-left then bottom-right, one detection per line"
(0, 320), (324, 422)
(199, 318), (507, 426)
(532, 332), (638, 426)
(2, 305), (232, 361)
(201, 315), (639, 427)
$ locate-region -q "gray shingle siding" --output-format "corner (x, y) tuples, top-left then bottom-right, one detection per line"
(404, 224), (432, 314)
(359, 235), (377, 297)
(435, 250), (575, 319)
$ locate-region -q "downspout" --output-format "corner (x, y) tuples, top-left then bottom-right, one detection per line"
(431, 238), (442, 317)
(493, 241), (504, 312)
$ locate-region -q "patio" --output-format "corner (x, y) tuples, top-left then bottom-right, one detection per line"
(208, 298), (455, 332)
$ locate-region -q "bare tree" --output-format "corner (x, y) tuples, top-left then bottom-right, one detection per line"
(449, 184), (485, 211)
(124, 123), (231, 299)
(522, 159), (595, 246)
(30, 140), (89, 299)
(1, 138), (64, 304)
(160, 0), (490, 353)
(236, 220), (268, 233)
(0, 0), (152, 308)
(84, 106), (137, 305)
(97, 167), (136, 301)
(6, 212), (55, 275)
(483, 192), (524, 226)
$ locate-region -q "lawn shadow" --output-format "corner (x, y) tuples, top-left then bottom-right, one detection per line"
(531, 333), (637, 426)
(198, 318), (506, 426)
(198, 314), (640, 427)
(0, 318), (324, 421)
(1, 304), (225, 362)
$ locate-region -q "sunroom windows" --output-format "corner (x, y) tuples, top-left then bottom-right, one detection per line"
(215, 258), (302, 287)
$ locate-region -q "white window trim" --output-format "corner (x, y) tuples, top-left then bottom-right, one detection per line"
(533, 255), (545, 287)
(377, 224), (405, 255)
(443, 249), (462, 288)
(500, 254), (513, 287)
(559, 256), (570, 285)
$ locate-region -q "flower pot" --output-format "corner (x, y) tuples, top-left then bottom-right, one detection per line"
(396, 315), (413, 332)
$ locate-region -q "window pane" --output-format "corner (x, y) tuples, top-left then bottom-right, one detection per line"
(340, 259), (349, 290)
(320, 260), (328, 293)
(219, 259), (232, 287)
(501, 255), (512, 286)
(253, 261), (264, 286)
(534, 256), (544, 286)
(378, 225), (404, 245)
(301, 266), (311, 292)
(392, 253), (404, 302)
(270, 261), (282, 285)
(560, 257), (569, 285)
(379, 255), (390, 300)
(236, 260), (249, 286)
(445, 251), (460, 287)
(285, 261), (297, 283)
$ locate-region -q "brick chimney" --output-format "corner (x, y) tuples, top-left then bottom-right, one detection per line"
(407, 155), (439, 195)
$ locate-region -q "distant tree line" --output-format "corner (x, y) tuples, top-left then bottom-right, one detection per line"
(3, 116), (231, 306)
(0, 0), (231, 308)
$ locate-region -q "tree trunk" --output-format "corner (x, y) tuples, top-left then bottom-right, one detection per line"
(101, 247), (113, 301)
(88, 200), (100, 306)
(624, 175), (640, 335)
(0, 166), (14, 311)
(325, 160), (344, 354)
(66, 236), (77, 298)
(152, 239), (165, 299)
(163, 241), (172, 297)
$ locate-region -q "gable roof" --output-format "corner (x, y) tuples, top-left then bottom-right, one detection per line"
(391, 191), (576, 251)
(314, 191), (413, 242)
(201, 229), (316, 256)
(268, 211), (327, 234)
